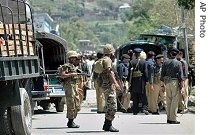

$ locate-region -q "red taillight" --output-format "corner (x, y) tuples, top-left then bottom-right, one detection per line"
(44, 85), (48, 91)
(0, 40), (3, 46)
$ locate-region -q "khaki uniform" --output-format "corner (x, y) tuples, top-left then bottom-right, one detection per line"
(77, 74), (85, 103)
(178, 59), (189, 111)
(165, 80), (180, 121)
(178, 79), (189, 111)
(121, 81), (131, 110)
(160, 58), (184, 122)
(94, 79), (105, 112)
(61, 63), (81, 119)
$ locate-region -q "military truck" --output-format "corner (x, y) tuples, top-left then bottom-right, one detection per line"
(32, 31), (67, 112)
(0, 0), (37, 135)
(0, 0), (67, 134)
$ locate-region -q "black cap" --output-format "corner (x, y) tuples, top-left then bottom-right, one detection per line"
(133, 48), (143, 53)
(155, 54), (164, 59)
(168, 48), (179, 54)
(122, 54), (130, 59)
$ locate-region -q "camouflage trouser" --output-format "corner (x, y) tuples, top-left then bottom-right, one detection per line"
(165, 80), (180, 121)
(63, 83), (81, 119)
(103, 87), (117, 121)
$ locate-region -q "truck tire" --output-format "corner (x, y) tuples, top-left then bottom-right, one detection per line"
(0, 107), (13, 135)
(55, 98), (64, 112)
(10, 88), (32, 135)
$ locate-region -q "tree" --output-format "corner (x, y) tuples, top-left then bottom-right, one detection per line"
(178, 0), (195, 10)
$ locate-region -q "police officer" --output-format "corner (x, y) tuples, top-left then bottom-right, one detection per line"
(155, 54), (167, 112)
(146, 51), (160, 114)
(100, 44), (120, 132)
(117, 54), (131, 112)
(128, 48), (148, 115)
(160, 48), (184, 124)
(177, 51), (189, 113)
(60, 51), (80, 128)
(92, 51), (105, 113)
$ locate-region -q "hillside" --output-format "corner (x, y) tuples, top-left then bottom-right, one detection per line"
(30, 0), (132, 22)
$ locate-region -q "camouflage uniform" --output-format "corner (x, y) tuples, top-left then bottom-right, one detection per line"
(61, 63), (81, 119)
(101, 44), (119, 132)
(59, 50), (80, 128)
(101, 56), (117, 121)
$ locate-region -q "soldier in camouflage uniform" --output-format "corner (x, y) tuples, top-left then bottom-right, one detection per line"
(160, 48), (184, 124)
(100, 44), (120, 132)
(59, 51), (80, 128)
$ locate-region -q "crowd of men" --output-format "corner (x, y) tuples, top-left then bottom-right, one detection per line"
(58, 44), (189, 132)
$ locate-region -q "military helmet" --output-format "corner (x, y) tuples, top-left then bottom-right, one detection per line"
(103, 44), (115, 54)
(67, 51), (78, 58)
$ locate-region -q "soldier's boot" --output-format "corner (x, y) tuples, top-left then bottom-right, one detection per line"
(67, 119), (80, 128)
(102, 119), (119, 132)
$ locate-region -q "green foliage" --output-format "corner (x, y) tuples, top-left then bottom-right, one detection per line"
(30, 0), (194, 50)
(178, 0), (195, 10)
(60, 17), (100, 50)
(96, 0), (114, 10)
(130, 0), (154, 20)
(61, 2), (84, 18)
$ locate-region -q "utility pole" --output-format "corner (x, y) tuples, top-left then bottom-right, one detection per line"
(181, 6), (190, 65)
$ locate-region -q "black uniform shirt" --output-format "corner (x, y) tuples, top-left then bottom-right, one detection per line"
(160, 58), (184, 82)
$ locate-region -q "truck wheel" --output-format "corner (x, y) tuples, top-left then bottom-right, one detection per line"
(10, 88), (32, 135)
(0, 107), (13, 135)
(55, 98), (64, 112)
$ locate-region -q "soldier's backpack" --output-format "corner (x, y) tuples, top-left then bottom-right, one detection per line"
(93, 58), (105, 74)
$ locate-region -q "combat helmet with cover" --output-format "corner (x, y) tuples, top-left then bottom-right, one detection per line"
(93, 44), (115, 74)
(57, 50), (78, 84)
(67, 50), (78, 58)
(103, 44), (115, 54)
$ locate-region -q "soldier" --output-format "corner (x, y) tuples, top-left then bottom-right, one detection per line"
(92, 51), (105, 113)
(75, 55), (88, 103)
(177, 51), (189, 113)
(117, 54), (131, 113)
(128, 48), (149, 115)
(60, 51), (80, 128)
(100, 44), (120, 132)
(160, 48), (184, 124)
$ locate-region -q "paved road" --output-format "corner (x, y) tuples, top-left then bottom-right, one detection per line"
(32, 90), (195, 135)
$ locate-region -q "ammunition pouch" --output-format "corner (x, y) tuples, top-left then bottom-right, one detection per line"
(132, 70), (143, 78)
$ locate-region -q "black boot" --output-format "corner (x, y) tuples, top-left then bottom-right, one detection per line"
(102, 119), (119, 132)
(67, 119), (80, 128)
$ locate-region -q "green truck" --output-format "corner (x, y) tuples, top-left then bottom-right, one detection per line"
(0, 0), (67, 135)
